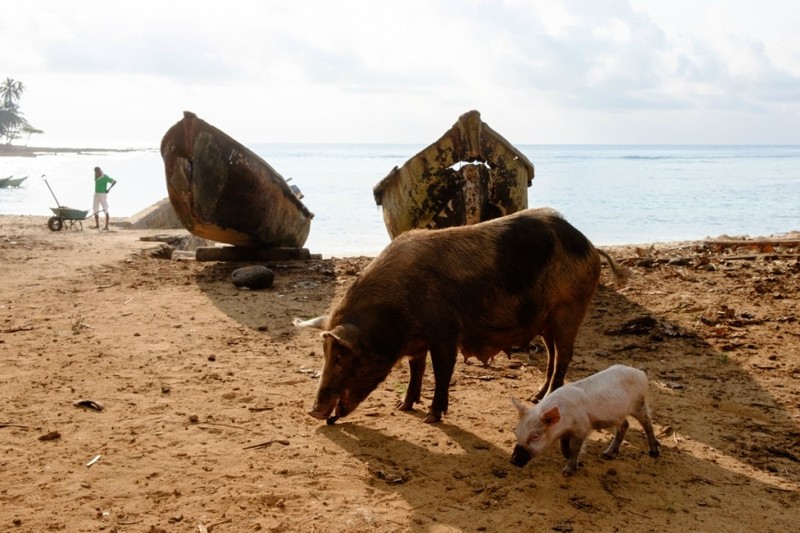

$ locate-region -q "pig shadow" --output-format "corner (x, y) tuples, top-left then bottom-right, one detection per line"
(582, 283), (800, 486)
(309, 276), (800, 494)
(195, 256), (800, 489)
(317, 416), (798, 531)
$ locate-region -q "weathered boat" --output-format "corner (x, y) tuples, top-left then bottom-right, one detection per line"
(161, 111), (314, 248)
(1, 175), (28, 187)
(373, 110), (534, 239)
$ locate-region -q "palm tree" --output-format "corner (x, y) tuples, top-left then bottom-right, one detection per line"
(0, 78), (35, 144)
(20, 123), (44, 145)
(0, 78), (24, 109)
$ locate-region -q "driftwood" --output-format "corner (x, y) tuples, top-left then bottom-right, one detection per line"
(703, 239), (800, 253)
(373, 110), (533, 239)
(625, 253), (800, 267)
(703, 239), (800, 246)
(195, 246), (312, 262)
(161, 111), (314, 248)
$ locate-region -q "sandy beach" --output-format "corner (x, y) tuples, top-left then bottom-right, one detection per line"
(1, 215), (798, 532)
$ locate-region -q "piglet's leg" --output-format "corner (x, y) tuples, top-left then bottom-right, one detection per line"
(632, 401), (661, 458)
(562, 437), (584, 476)
(560, 436), (571, 458)
(424, 344), (457, 423)
(397, 354), (426, 411)
(603, 419), (629, 459)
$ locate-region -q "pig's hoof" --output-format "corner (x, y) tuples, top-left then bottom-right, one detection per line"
(396, 400), (415, 412)
(602, 451), (618, 460)
(529, 388), (547, 403)
(561, 467), (577, 477)
(422, 412), (442, 424)
(326, 416), (339, 425)
(649, 449), (660, 458)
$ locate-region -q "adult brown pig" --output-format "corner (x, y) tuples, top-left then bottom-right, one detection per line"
(294, 208), (626, 424)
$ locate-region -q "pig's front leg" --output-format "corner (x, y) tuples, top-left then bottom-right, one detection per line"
(424, 344), (457, 423)
(397, 354), (426, 411)
(562, 436), (584, 476)
(602, 419), (629, 459)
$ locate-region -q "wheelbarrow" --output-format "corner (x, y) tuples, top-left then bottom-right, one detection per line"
(42, 174), (92, 231)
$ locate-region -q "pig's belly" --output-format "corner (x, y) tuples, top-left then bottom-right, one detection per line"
(460, 327), (536, 360)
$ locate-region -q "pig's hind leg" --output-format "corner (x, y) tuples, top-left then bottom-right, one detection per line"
(632, 401), (661, 458)
(397, 354), (426, 411)
(535, 303), (588, 401)
(602, 419), (630, 459)
(531, 334), (557, 402)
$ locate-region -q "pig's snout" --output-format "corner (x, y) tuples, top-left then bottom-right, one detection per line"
(510, 445), (532, 468)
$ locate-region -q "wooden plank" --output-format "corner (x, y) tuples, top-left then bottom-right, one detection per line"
(195, 246), (311, 262)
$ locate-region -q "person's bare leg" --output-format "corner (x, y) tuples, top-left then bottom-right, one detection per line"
(104, 212), (109, 230)
(93, 213), (100, 229)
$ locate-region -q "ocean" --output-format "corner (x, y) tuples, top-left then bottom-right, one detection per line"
(1, 144), (798, 257)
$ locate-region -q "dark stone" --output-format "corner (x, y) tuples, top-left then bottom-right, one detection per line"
(231, 265), (275, 289)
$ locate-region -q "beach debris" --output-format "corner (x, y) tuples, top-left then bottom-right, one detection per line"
(605, 315), (658, 335)
(604, 315), (687, 338)
(0, 422), (31, 429)
(243, 438), (290, 450)
(150, 243), (174, 259)
(141, 234), (213, 260)
(38, 430), (61, 441)
(73, 399), (104, 411)
(86, 454), (102, 467)
(373, 109), (533, 239)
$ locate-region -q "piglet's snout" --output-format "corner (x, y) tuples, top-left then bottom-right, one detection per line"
(510, 445), (532, 467)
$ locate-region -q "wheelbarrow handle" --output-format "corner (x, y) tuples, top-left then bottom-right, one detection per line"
(41, 174), (62, 207)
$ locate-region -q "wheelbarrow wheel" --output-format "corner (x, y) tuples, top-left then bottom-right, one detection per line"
(47, 216), (64, 232)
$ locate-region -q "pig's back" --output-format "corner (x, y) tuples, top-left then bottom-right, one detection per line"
(572, 365), (650, 419)
(372, 208), (598, 289)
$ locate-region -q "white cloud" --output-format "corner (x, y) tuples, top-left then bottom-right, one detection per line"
(1, 0), (799, 145)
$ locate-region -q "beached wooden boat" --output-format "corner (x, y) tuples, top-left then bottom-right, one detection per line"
(160, 111), (314, 248)
(373, 110), (534, 239)
(1, 175), (28, 187)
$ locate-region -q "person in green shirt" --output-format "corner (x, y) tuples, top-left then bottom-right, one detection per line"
(92, 166), (117, 230)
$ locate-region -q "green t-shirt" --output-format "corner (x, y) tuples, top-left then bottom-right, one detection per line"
(94, 174), (116, 194)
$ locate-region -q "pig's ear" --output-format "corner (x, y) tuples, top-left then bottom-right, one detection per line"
(541, 406), (561, 426)
(511, 398), (529, 418)
(323, 323), (361, 353)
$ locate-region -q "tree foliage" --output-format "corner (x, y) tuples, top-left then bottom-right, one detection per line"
(0, 77), (43, 144)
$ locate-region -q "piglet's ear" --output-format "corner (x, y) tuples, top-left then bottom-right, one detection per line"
(541, 406), (561, 426)
(511, 398), (529, 418)
(322, 323), (361, 353)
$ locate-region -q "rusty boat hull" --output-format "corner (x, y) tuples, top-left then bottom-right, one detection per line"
(161, 111), (313, 248)
(373, 110), (534, 239)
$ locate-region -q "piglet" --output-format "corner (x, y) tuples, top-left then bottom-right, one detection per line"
(510, 364), (660, 476)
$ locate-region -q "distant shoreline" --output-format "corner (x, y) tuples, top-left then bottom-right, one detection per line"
(0, 144), (151, 158)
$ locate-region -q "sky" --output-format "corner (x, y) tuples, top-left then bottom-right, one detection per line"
(2, 0), (800, 146)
